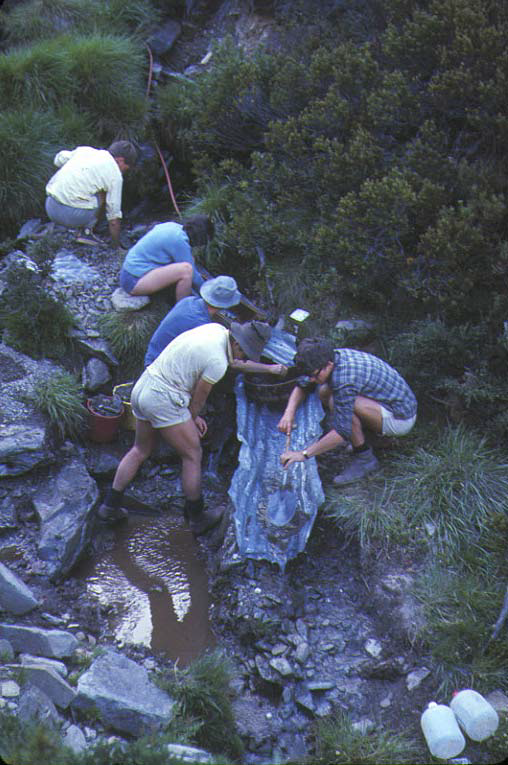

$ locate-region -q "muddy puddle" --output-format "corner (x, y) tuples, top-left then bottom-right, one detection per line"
(75, 515), (215, 666)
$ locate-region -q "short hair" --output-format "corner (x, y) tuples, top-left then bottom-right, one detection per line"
(108, 140), (138, 167)
(182, 214), (214, 247)
(294, 337), (335, 374)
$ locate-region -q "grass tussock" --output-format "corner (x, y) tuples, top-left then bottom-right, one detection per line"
(33, 371), (87, 440)
(99, 305), (164, 378)
(311, 710), (423, 765)
(156, 650), (243, 762)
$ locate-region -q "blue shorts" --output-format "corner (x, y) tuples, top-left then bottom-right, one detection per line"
(45, 196), (98, 228)
(119, 267), (140, 294)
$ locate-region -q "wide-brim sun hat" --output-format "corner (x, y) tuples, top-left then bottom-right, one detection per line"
(230, 320), (272, 362)
(200, 275), (242, 308)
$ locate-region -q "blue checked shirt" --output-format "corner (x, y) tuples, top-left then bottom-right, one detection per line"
(330, 349), (417, 442)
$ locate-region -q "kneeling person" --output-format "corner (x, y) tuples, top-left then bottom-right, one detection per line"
(99, 320), (271, 534)
(278, 337), (417, 485)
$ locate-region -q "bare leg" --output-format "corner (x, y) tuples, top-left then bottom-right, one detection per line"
(112, 418), (157, 491)
(130, 262), (193, 300)
(353, 396), (383, 441)
(159, 418), (203, 500)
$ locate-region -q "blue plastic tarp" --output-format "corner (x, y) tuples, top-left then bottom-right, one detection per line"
(228, 376), (325, 570)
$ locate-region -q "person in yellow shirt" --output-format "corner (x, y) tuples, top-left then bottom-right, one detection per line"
(45, 141), (137, 248)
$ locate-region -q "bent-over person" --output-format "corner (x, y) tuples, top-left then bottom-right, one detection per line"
(278, 337), (417, 485)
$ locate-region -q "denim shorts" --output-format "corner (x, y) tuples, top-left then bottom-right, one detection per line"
(119, 267), (140, 294)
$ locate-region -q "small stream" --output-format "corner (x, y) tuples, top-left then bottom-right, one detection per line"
(75, 515), (215, 666)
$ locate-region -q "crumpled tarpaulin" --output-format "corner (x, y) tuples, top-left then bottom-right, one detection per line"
(228, 376), (325, 570)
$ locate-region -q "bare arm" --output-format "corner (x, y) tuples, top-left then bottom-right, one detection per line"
(230, 359), (287, 376)
(108, 218), (121, 248)
(277, 385), (306, 434)
(281, 428), (345, 467)
(189, 378), (214, 420)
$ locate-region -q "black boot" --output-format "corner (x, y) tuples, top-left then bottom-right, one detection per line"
(183, 496), (223, 536)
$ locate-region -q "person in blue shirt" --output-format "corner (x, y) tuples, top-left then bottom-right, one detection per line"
(119, 215), (212, 301)
(144, 274), (288, 377)
(278, 337), (417, 485)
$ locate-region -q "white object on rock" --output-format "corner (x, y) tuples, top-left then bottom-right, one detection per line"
(450, 689), (499, 741)
(420, 701), (465, 760)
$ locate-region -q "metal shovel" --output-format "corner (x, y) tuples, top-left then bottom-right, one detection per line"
(266, 432), (299, 527)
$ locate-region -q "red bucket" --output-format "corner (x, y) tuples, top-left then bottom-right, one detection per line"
(86, 398), (124, 443)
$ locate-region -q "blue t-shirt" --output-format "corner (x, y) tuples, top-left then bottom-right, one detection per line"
(144, 295), (211, 366)
(122, 221), (204, 291)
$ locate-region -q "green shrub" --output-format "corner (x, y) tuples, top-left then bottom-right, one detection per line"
(0, 265), (76, 359)
(156, 650), (244, 761)
(33, 370), (87, 440)
(311, 710), (422, 764)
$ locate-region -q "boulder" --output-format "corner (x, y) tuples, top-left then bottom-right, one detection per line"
(0, 624), (78, 658)
(0, 423), (51, 477)
(72, 649), (175, 736)
(0, 562), (39, 615)
(111, 287), (150, 311)
(33, 458), (98, 580)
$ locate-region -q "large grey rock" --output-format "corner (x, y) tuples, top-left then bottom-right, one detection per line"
(62, 724), (87, 755)
(82, 357), (111, 392)
(111, 287), (150, 311)
(20, 653), (68, 677)
(72, 649), (175, 736)
(0, 561), (39, 615)
(20, 665), (76, 709)
(165, 744), (214, 763)
(147, 19), (181, 56)
(17, 684), (61, 729)
(74, 336), (119, 366)
(0, 495), (17, 532)
(33, 458), (98, 580)
(0, 624), (78, 658)
(0, 423), (50, 477)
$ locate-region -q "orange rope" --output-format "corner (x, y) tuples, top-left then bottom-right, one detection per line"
(145, 43), (181, 218)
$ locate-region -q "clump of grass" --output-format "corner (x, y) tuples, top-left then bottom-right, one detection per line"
(412, 563), (508, 697)
(33, 370), (87, 440)
(0, 108), (62, 233)
(311, 710), (422, 764)
(98, 306), (163, 376)
(156, 650), (244, 761)
(1, 0), (162, 44)
(0, 265), (76, 360)
(326, 424), (508, 563)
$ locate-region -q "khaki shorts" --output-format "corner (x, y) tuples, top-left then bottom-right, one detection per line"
(130, 371), (191, 429)
(380, 406), (416, 437)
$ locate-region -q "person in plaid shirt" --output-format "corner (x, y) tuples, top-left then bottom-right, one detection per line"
(278, 337), (417, 485)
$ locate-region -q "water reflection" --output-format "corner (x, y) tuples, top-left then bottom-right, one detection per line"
(78, 515), (215, 666)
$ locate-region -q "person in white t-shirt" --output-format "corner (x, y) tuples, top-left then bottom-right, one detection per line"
(98, 320), (271, 535)
(45, 140), (137, 248)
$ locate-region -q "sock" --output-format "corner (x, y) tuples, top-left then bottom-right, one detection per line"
(105, 487), (124, 508)
(183, 496), (204, 518)
(353, 442), (369, 454)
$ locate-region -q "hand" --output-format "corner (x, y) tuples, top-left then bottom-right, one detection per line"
(270, 364), (288, 377)
(195, 416), (208, 437)
(277, 413), (294, 434)
(280, 450), (305, 468)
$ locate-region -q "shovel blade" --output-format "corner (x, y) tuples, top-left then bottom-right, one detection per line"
(266, 488), (298, 526)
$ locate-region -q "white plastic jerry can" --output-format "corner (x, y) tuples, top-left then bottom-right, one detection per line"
(420, 701), (466, 759)
(450, 689), (499, 741)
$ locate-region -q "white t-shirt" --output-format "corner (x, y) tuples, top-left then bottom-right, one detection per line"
(146, 323), (233, 407)
(45, 146), (123, 220)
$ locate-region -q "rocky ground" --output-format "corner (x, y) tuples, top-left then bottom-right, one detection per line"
(1, 220), (506, 765)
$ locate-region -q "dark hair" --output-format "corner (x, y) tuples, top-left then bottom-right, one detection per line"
(182, 214), (214, 247)
(294, 337), (334, 374)
(108, 140), (138, 167)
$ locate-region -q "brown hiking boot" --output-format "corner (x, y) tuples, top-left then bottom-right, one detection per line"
(189, 504), (224, 536)
(97, 503), (128, 523)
